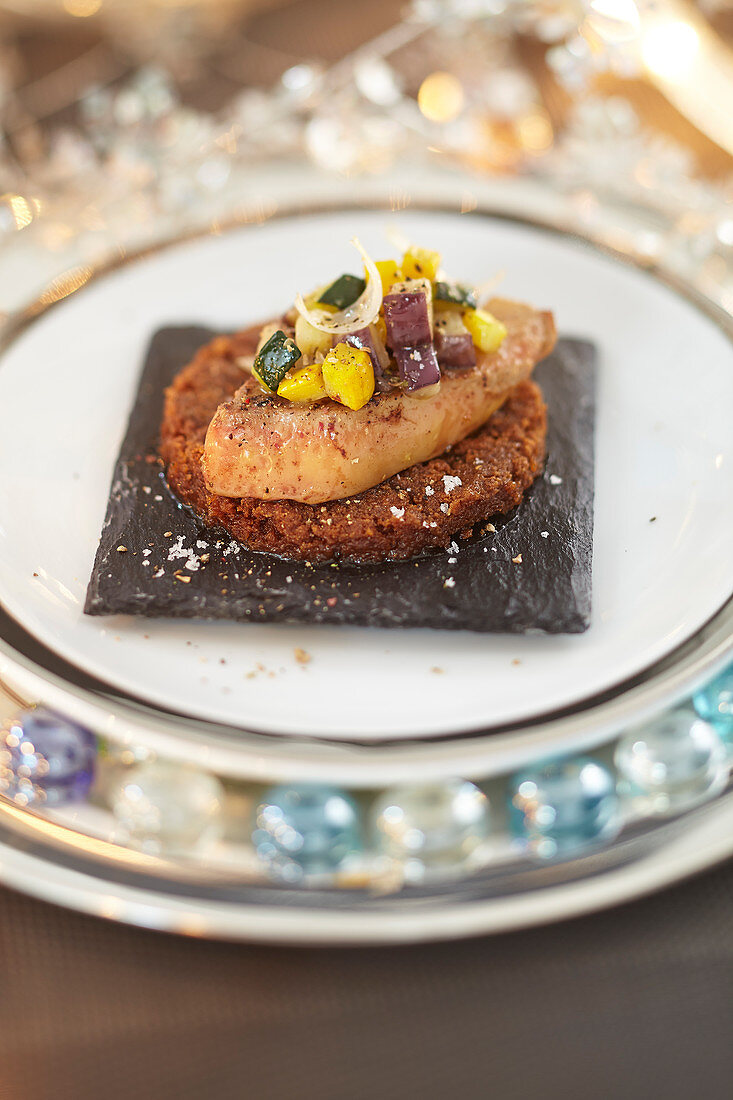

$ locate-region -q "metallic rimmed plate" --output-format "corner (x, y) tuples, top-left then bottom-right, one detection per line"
(0, 206), (731, 758)
(0, 787), (732, 943)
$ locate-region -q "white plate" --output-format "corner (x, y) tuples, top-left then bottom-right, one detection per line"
(0, 209), (731, 741)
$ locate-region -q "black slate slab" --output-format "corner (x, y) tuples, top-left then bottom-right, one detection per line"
(85, 327), (595, 632)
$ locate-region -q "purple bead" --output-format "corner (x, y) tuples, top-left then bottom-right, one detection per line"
(0, 709), (96, 807)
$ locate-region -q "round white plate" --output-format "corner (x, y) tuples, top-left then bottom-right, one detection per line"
(0, 208), (731, 741)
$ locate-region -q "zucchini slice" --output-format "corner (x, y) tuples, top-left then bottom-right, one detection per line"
(253, 330), (302, 391)
(433, 281), (477, 309)
(318, 273), (367, 310)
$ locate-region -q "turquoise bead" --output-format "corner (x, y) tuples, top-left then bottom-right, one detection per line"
(370, 779), (490, 880)
(0, 709), (96, 808)
(253, 784), (362, 881)
(692, 664), (733, 740)
(508, 757), (620, 859)
(615, 707), (727, 814)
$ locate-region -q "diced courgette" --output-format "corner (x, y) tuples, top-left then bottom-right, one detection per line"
(433, 281), (477, 309)
(253, 330), (302, 391)
(318, 273), (366, 310)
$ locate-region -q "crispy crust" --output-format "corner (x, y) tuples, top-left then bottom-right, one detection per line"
(160, 328), (547, 562)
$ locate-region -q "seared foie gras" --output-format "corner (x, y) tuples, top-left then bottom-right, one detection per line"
(202, 298), (556, 505)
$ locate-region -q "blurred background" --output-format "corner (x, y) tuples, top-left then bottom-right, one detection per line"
(1, 0), (732, 316)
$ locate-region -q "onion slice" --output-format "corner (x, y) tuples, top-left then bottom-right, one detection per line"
(294, 237), (383, 336)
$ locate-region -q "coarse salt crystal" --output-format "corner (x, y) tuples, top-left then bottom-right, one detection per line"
(440, 503), (449, 514)
(390, 506), (405, 519)
(443, 577), (456, 588)
(541, 531), (549, 538)
(425, 485), (434, 496)
(442, 475), (462, 493)
(549, 474), (563, 485)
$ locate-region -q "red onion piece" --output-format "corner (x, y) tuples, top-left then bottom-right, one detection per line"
(383, 289), (432, 348)
(345, 327), (385, 378)
(394, 343), (441, 391)
(435, 330), (476, 369)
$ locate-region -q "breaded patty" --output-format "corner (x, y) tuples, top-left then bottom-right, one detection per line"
(160, 326), (547, 562)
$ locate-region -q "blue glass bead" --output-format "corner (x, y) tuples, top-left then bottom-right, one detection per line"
(370, 779), (490, 881)
(615, 707), (727, 814)
(508, 756), (620, 859)
(253, 784), (362, 881)
(0, 709), (96, 808)
(692, 664), (733, 740)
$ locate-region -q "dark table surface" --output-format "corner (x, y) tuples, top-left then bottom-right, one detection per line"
(1, 860), (731, 1100)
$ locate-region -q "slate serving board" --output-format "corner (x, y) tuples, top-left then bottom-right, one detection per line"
(85, 327), (595, 633)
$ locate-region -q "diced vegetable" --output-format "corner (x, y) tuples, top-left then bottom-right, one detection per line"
(318, 273), (366, 310)
(383, 279), (433, 348)
(303, 289), (337, 314)
(434, 281), (477, 310)
(463, 308), (508, 354)
(383, 279), (440, 391)
(256, 322), (281, 355)
(253, 330), (302, 392)
(434, 330), (476, 368)
(295, 312), (333, 360)
(393, 344), (441, 392)
(434, 306), (476, 368)
(345, 323), (390, 376)
(400, 246), (441, 282)
(374, 259), (400, 296)
(321, 342), (375, 410)
(277, 363), (328, 403)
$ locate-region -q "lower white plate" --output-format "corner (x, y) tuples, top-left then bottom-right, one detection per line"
(0, 207), (731, 742)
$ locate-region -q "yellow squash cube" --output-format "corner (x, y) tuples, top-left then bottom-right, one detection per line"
(321, 342), (375, 410)
(277, 363), (328, 403)
(463, 308), (507, 354)
(374, 259), (400, 296)
(400, 246), (441, 282)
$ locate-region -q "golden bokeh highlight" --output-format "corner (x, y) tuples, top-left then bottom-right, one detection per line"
(418, 72), (465, 123)
(63, 0), (103, 17)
